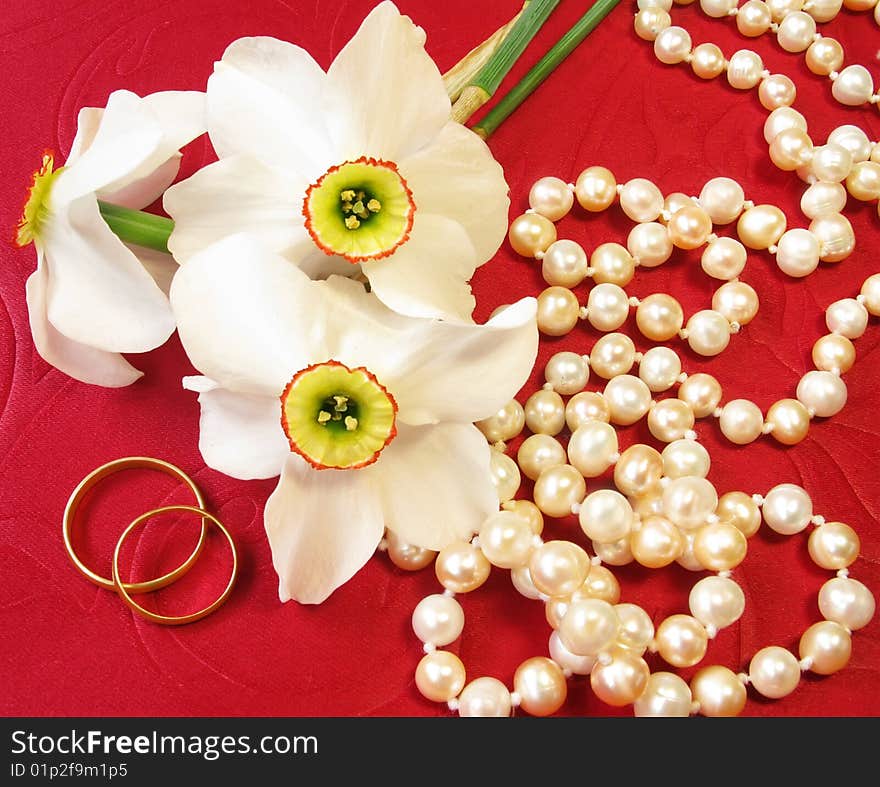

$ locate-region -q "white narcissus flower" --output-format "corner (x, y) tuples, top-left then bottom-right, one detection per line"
(15, 89), (205, 387)
(164, 0), (509, 322)
(170, 233), (538, 604)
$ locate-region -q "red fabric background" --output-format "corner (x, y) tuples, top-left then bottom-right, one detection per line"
(1, 0), (878, 717)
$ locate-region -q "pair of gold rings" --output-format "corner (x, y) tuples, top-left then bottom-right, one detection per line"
(62, 457), (238, 625)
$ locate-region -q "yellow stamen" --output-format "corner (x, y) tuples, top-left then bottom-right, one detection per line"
(367, 199), (382, 213)
(333, 395), (349, 412)
(317, 410), (332, 424)
(345, 216), (361, 230)
(344, 416), (359, 432)
(340, 189), (356, 202)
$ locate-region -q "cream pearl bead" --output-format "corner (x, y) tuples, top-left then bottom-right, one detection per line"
(591, 650), (651, 707)
(677, 532), (704, 572)
(818, 577), (875, 630)
(631, 515), (684, 567)
(727, 49), (764, 90)
(632, 491), (664, 518)
(689, 576), (746, 629)
(627, 222), (673, 267)
(575, 564), (621, 604)
(665, 196), (698, 219)
(614, 444), (663, 498)
(559, 598), (619, 656)
(636, 293), (684, 341)
(749, 646), (800, 699)
(766, 398), (811, 445)
(386, 530), (437, 571)
(619, 178), (665, 222)
(416, 651), (466, 702)
(758, 74), (797, 109)
(458, 677), (511, 717)
(639, 346), (682, 391)
(511, 565), (542, 599)
(828, 125), (872, 163)
(604, 375), (652, 425)
(653, 26), (692, 65)
(860, 273), (880, 315)
(712, 281), (759, 325)
(846, 161), (880, 201)
(537, 286), (580, 336)
(806, 37), (844, 75)
(693, 521), (748, 570)
(663, 476), (718, 530)
(846, 0), (876, 8)
(797, 370), (847, 417)
(809, 143), (853, 183)
(648, 399), (695, 443)
(699, 178), (746, 225)
(504, 499), (544, 536)
(832, 65), (874, 106)
(529, 540), (590, 598)
(566, 391), (611, 431)
(691, 43), (726, 79)
(812, 334), (855, 374)
(542, 239), (590, 288)
(737, 0), (772, 36)
(593, 537), (634, 566)
(763, 106), (807, 145)
(685, 310), (731, 356)
(568, 421), (619, 478)
(549, 631), (598, 675)
(769, 128), (813, 171)
(518, 433), (566, 481)
(810, 214), (854, 262)
(808, 521), (860, 570)
(529, 176), (574, 221)
(656, 614), (708, 668)
(678, 372), (722, 417)
(615, 603), (655, 654)
(634, 672), (693, 717)
(545, 351), (589, 395)
(412, 594), (465, 646)
(668, 205), (713, 250)
(738, 204), (786, 249)
(509, 213), (557, 256)
(767, 0), (803, 20)
(587, 283), (630, 331)
(489, 449), (521, 503)
(579, 489), (633, 543)
(479, 510), (533, 568)
(717, 490), (762, 537)
(690, 666), (747, 716)
(524, 388), (566, 435)
(800, 181), (846, 221)
(476, 399), (525, 443)
(662, 439), (710, 479)
(806, 0), (843, 22)
(589, 333), (636, 379)
(775, 228), (820, 277)
(776, 11), (816, 52)
(514, 657), (567, 716)
(762, 483), (813, 535)
(719, 398), (764, 445)
(575, 165), (617, 212)
(799, 621), (852, 675)
(545, 597), (570, 629)
(435, 541), (491, 594)
(591, 242), (636, 286)
(700, 0), (735, 15)
(533, 465), (587, 519)
(635, 7), (672, 41)
(826, 298), (868, 339)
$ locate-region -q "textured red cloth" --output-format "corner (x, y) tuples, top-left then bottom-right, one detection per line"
(1, 0), (878, 717)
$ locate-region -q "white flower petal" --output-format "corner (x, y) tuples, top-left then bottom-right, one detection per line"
(66, 107), (103, 165)
(164, 155), (311, 264)
(373, 422), (495, 550)
(43, 196), (175, 353)
(324, 1), (450, 161)
(25, 254), (143, 387)
(170, 233), (323, 395)
(99, 154), (181, 210)
(208, 36), (332, 180)
(195, 387), (288, 480)
(126, 243), (178, 296)
(400, 121), (509, 264)
(365, 213), (477, 321)
(265, 454), (384, 604)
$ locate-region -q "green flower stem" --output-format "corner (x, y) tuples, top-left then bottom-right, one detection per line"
(473, 0), (622, 139)
(98, 200), (173, 253)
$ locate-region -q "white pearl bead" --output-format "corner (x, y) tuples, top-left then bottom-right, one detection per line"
(529, 540), (590, 597)
(587, 283), (630, 331)
(861, 273), (880, 316)
(800, 182), (846, 220)
(776, 11), (816, 52)
(762, 483), (812, 535)
(809, 143), (853, 183)
(548, 631), (598, 675)
(727, 49), (764, 90)
(767, 0), (803, 20)
(558, 598), (620, 656)
(653, 26), (693, 65)
(476, 399), (525, 443)
(763, 107), (807, 144)
(627, 222), (673, 267)
(689, 576), (745, 629)
(686, 310), (731, 356)
(604, 375), (652, 425)
(568, 421), (619, 477)
(810, 213), (855, 263)
(545, 351), (590, 395)
(806, 0), (843, 21)
(589, 333), (636, 379)
(458, 677), (511, 717)
(719, 399), (764, 445)
(412, 594), (465, 646)
(832, 65), (874, 106)
(775, 228), (820, 277)
(825, 298), (869, 339)
(517, 433), (566, 481)
(634, 8), (672, 41)
(489, 448), (521, 503)
(565, 391), (611, 431)
(524, 389), (566, 435)
(661, 439), (710, 479)
(634, 672), (693, 717)
(638, 346), (681, 391)
(828, 124), (873, 163)
(818, 576), (875, 630)
(662, 476), (718, 530)
(638, 0), (673, 9)
(511, 565), (542, 599)
(648, 399), (695, 442)
(542, 239), (589, 288)
(701, 237), (747, 279)
(593, 536), (634, 566)
(796, 370), (847, 417)
(712, 280), (759, 325)
(699, 0), (735, 14)
(615, 603), (655, 654)
(698, 177), (745, 224)
(749, 646), (801, 699)
(480, 510), (534, 568)
(529, 176), (574, 221)
(579, 489), (633, 543)
(619, 178), (665, 222)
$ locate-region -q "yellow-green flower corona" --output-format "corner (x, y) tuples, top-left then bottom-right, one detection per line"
(16, 153), (62, 248)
